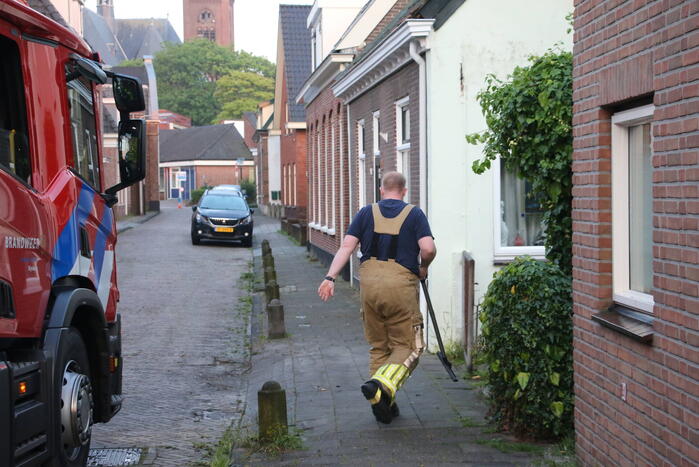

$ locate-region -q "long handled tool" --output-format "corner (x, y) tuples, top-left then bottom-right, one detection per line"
(421, 280), (458, 382)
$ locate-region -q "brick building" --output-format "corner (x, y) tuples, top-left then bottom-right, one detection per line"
(159, 124), (253, 200)
(571, 0), (698, 465)
(334, 2), (432, 284)
(183, 0), (235, 48)
(299, 0), (409, 275)
(273, 4), (312, 223)
(253, 101), (273, 207)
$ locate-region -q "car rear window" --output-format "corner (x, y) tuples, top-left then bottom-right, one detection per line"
(200, 194), (247, 211)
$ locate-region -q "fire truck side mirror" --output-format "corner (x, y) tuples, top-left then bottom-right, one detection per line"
(112, 74), (145, 114)
(104, 120), (146, 198)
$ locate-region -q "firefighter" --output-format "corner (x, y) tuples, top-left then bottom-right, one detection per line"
(318, 171), (436, 424)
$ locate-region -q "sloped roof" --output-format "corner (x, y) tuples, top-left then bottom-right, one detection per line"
(116, 18), (180, 60)
(160, 124), (252, 163)
(279, 5), (312, 123)
(110, 65), (148, 85)
(82, 8), (127, 66)
(243, 111), (257, 128)
(27, 0), (69, 28)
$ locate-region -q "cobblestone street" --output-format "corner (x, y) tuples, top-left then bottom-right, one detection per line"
(90, 200), (252, 465)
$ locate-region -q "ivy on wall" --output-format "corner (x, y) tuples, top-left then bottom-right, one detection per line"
(467, 50), (573, 274)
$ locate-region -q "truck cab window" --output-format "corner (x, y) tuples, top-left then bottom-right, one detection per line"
(66, 71), (101, 190)
(0, 35), (32, 184)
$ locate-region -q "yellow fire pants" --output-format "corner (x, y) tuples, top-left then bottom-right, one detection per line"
(359, 259), (425, 376)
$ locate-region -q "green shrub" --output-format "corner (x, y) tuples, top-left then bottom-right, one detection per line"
(240, 179), (257, 205)
(190, 187), (207, 204)
(480, 256), (573, 439)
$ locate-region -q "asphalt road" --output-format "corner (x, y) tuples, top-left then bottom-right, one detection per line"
(90, 200), (252, 465)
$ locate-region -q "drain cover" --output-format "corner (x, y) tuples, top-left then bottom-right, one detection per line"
(87, 448), (143, 466)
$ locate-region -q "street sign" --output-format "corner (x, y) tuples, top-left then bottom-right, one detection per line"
(176, 172), (187, 182)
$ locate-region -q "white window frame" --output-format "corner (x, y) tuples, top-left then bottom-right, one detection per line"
(395, 98), (410, 202)
(293, 163), (297, 206)
(372, 111), (381, 157)
(323, 119), (330, 232)
(329, 119), (336, 235)
(612, 104), (655, 313)
(492, 158), (546, 262)
(357, 119), (366, 258)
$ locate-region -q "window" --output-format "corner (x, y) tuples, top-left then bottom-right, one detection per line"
(324, 116), (329, 228)
(199, 10), (214, 22)
(395, 98), (410, 201)
(372, 111), (381, 203)
(0, 35), (31, 185)
(612, 104), (655, 313)
(330, 117), (336, 233)
(66, 73), (101, 190)
(357, 120), (366, 208)
(493, 158), (545, 261)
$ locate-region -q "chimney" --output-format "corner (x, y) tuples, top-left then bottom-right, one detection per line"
(97, 0), (115, 32)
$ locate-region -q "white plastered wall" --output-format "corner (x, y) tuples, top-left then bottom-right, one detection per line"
(425, 0), (573, 348)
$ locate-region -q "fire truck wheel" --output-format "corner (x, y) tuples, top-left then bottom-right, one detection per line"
(56, 328), (93, 467)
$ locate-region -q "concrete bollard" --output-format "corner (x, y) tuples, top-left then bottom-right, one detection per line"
(258, 381), (288, 441)
(265, 280), (280, 303)
(264, 266), (277, 284)
(261, 239), (271, 255)
(262, 254), (275, 270)
(266, 299), (286, 339)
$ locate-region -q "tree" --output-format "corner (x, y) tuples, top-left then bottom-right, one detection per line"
(117, 57), (144, 67)
(214, 71), (274, 121)
(153, 39), (275, 125)
(467, 49), (573, 274)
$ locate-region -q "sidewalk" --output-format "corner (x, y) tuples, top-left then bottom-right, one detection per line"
(239, 213), (543, 466)
(116, 210), (161, 234)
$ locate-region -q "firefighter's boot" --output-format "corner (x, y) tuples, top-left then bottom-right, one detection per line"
(361, 363), (410, 424)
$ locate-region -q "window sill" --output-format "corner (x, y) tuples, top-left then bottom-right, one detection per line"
(309, 223), (321, 231)
(493, 250), (546, 265)
(592, 305), (654, 344)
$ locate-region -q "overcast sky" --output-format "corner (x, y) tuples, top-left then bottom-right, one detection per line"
(84, 0), (312, 62)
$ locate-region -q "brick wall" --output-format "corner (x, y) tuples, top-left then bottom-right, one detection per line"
(257, 134), (269, 206)
(348, 63), (420, 209)
(195, 165), (254, 188)
(280, 128), (308, 218)
(145, 120), (160, 212)
(307, 87), (350, 258)
(572, 0), (698, 465)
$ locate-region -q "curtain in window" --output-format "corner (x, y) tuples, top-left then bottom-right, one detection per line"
(500, 167), (544, 247)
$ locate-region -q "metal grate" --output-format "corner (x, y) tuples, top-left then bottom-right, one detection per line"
(87, 448), (143, 466)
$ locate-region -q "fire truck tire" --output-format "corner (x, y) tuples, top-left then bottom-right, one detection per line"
(55, 328), (93, 467)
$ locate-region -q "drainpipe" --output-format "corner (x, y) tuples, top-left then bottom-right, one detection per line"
(409, 39), (429, 342)
(143, 56), (159, 122)
(409, 40), (427, 213)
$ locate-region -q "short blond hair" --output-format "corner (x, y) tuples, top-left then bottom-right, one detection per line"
(382, 171), (406, 191)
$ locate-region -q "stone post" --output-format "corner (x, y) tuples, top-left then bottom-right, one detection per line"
(257, 381), (287, 441)
(267, 299), (286, 339)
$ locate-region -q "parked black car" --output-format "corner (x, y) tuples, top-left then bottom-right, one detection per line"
(191, 191), (254, 246)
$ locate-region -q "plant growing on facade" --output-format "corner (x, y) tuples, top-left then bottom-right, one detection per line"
(479, 257), (573, 438)
(467, 50), (573, 274)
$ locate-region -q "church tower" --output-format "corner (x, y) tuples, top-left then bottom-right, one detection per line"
(96, 0), (115, 32)
(183, 0), (235, 48)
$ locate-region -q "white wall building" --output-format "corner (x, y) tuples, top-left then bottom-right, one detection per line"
(424, 0), (572, 356)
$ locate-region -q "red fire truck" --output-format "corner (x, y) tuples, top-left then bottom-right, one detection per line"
(1, 1), (146, 465)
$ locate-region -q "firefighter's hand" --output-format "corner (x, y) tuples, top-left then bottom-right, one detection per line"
(419, 265), (429, 280)
(318, 279), (335, 302)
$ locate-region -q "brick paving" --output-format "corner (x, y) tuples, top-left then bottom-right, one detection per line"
(238, 213), (543, 466)
(91, 200), (252, 465)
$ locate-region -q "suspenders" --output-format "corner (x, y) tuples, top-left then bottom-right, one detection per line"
(368, 203), (414, 260)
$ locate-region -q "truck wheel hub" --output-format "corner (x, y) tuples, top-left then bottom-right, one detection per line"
(61, 360), (93, 452)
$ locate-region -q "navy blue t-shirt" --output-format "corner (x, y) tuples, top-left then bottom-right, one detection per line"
(346, 199), (433, 276)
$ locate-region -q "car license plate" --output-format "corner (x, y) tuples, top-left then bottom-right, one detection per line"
(215, 227), (234, 233)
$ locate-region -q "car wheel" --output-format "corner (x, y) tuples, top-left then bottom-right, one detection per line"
(56, 328), (93, 467)
(191, 234), (201, 245)
(242, 236), (252, 247)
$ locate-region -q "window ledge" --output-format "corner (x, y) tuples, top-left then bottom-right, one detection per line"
(493, 253), (546, 265)
(326, 228), (336, 236)
(309, 223), (322, 231)
(592, 305), (654, 344)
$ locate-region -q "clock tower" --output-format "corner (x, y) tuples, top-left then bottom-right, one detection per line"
(183, 0), (235, 48)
